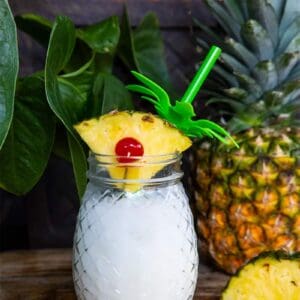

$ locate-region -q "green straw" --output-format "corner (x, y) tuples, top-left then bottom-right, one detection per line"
(181, 45), (222, 104)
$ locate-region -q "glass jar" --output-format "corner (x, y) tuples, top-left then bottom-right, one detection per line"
(73, 152), (198, 300)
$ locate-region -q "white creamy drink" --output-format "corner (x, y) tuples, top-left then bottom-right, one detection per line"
(73, 181), (198, 300)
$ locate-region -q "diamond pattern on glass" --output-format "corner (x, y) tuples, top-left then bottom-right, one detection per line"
(73, 183), (198, 300)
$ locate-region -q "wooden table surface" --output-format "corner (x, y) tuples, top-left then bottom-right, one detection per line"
(0, 249), (229, 300)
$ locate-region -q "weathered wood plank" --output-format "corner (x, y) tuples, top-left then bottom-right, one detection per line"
(0, 249), (74, 300)
(9, 0), (215, 27)
(0, 249), (229, 299)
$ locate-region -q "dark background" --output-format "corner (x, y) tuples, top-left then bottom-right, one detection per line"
(1, 0), (215, 251)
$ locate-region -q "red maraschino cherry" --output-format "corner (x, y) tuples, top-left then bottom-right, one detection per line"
(115, 137), (144, 163)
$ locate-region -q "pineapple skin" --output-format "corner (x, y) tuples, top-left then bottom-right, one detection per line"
(221, 252), (300, 300)
(193, 128), (300, 274)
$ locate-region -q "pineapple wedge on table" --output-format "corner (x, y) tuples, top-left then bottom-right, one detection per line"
(193, 0), (300, 273)
(75, 111), (191, 191)
(222, 252), (300, 300)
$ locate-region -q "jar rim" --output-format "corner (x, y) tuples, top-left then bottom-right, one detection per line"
(90, 151), (182, 167)
(87, 151), (183, 188)
(91, 173), (183, 187)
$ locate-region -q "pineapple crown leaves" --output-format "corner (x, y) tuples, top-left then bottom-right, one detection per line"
(195, 0), (300, 132)
(127, 71), (238, 147)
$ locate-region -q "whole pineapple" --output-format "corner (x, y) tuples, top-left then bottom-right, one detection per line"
(193, 0), (300, 273)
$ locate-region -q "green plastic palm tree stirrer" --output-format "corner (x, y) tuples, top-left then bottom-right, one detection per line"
(127, 45), (238, 146)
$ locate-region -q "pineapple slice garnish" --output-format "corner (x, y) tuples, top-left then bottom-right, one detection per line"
(75, 111), (191, 191)
(222, 252), (300, 300)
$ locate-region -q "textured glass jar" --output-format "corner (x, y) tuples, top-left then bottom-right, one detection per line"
(73, 153), (198, 300)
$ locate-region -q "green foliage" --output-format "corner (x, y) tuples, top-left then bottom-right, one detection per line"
(77, 17), (120, 54)
(0, 5), (171, 200)
(0, 0), (18, 150)
(118, 9), (172, 93)
(67, 132), (87, 199)
(14, 13), (52, 48)
(45, 16), (83, 138)
(89, 73), (133, 116)
(45, 16), (88, 198)
(0, 75), (55, 195)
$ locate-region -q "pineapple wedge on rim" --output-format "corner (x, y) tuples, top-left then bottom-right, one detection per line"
(75, 111), (192, 191)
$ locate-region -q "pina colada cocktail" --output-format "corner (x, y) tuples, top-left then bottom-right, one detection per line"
(73, 152), (198, 300)
(73, 46), (235, 299)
